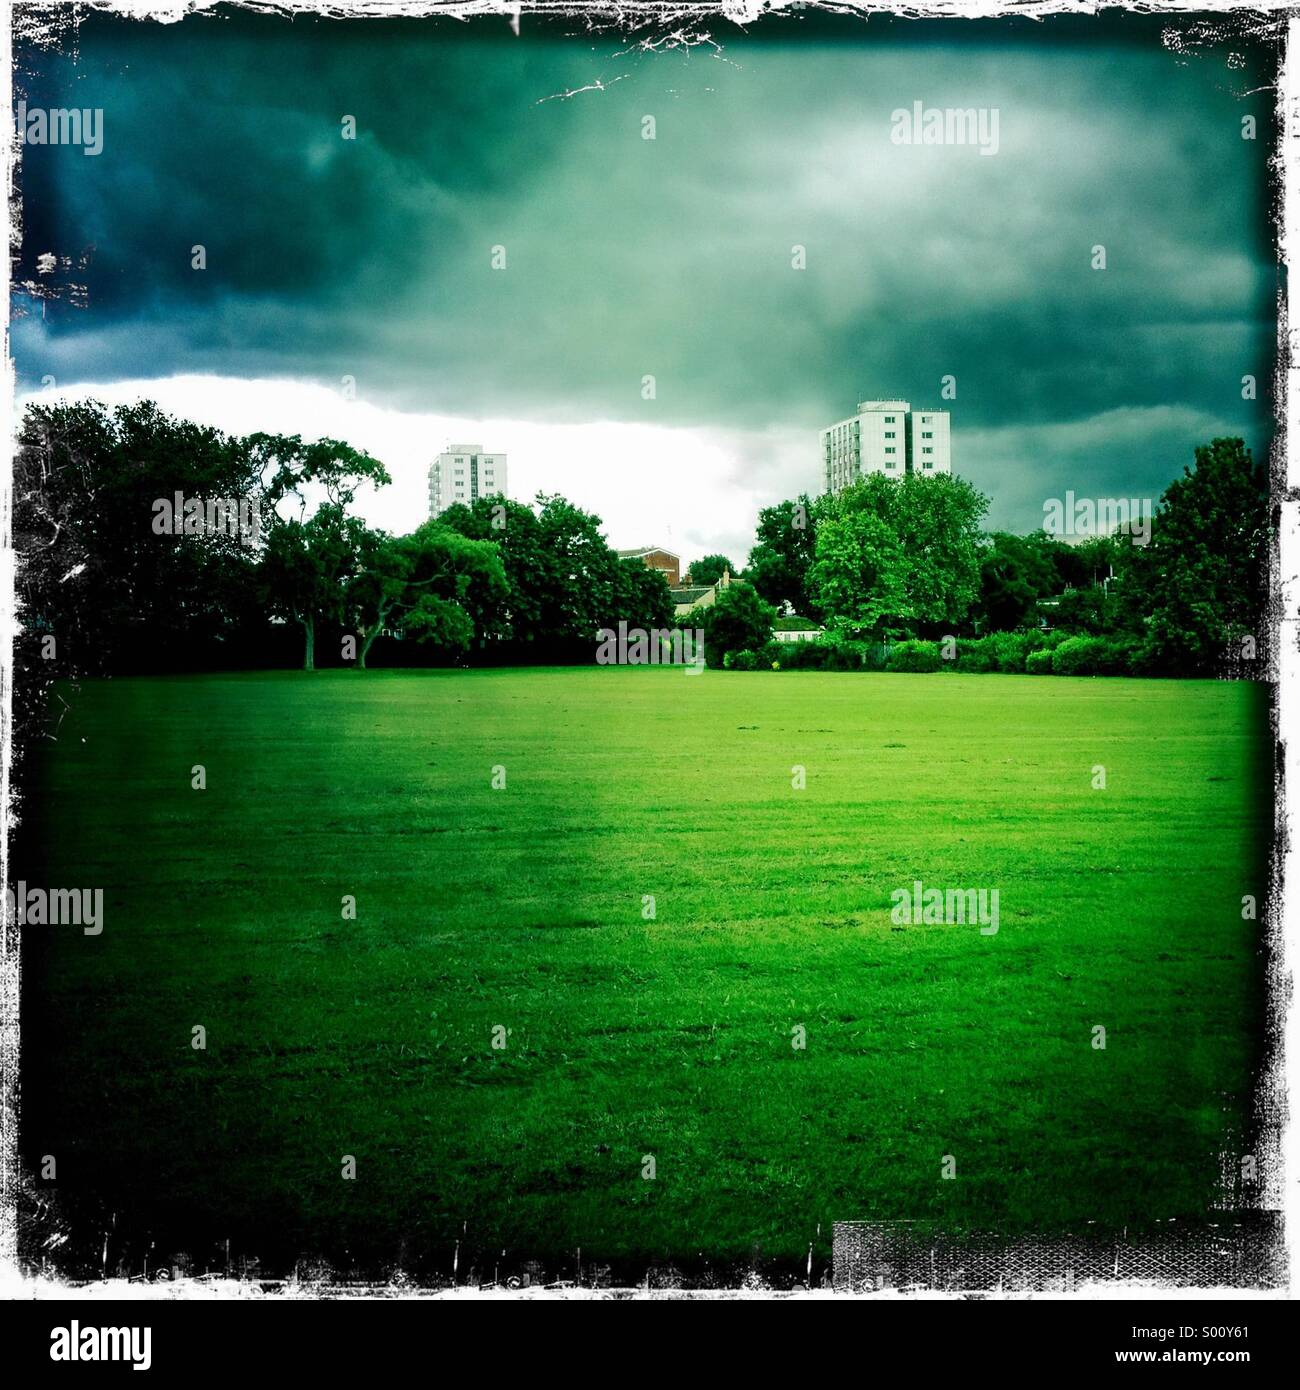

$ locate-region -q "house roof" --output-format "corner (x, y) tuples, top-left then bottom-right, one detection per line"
(671, 586), (714, 607)
(618, 546), (679, 561)
(774, 615), (822, 631)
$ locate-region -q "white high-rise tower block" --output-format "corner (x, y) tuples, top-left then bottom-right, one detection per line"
(428, 444), (508, 517)
(820, 400), (951, 494)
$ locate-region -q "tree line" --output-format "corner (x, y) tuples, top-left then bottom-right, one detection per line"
(707, 436), (1269, 677)
(12, 399), (1269, 687)
(13, 400), (673, 681)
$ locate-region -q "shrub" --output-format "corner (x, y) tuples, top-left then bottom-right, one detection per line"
(1124, 638), (1159, 677)
(1099, 635), (1142, 675)
(1025, 647), (1054, 674)
(956, 636), (998, 673)
(815, 634), (875, 670)
(758, 639), (785, 668)
(726, 649), (761, 671)
(886, 639), (943, 673)
(700, 582), (775, 668)
(769, 639), (828, 670)
(1052, 635), (1111, 676)
(986, 630), (1032, 673)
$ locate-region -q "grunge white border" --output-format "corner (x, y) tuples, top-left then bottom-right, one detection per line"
(1, 0), (1294, 1301)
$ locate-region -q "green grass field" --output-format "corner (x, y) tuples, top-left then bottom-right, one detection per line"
(21, 667), (1270, 1279)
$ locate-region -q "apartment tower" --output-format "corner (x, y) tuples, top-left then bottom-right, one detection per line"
(820, 400), (951, 494)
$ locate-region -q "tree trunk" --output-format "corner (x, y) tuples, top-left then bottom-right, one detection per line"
(358, 608), (392, 671)
(302, 615), (315, 671)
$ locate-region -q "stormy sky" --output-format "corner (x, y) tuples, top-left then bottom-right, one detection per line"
(12, 9), (1279, 564)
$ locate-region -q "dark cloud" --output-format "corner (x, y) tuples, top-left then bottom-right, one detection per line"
(13, 10), (1279, 529)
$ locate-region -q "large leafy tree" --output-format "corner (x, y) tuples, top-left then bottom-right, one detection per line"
(976, 532), (1059, 632)
(746, 495), (819, 617)
(251, 431), (394, 668)
(14, 400), (267, 675)
(809, 510), (907, 639)
(1113, 437), (1269, 673)
(246, 432), (391, 519)
(13, 401), (392, 677)
(346, 523), (508, 667)
(811, 473), (988, 637)
(260, 504), (370, 670)
(436, 496), (544, 643)
(613, 556), (674, 633)
(439, 491), (672, 655)
(534, 493), (623, 645)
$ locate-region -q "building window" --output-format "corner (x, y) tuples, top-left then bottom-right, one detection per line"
(923, 461), (933, 470)
(885, 416), (896, 423)
(922, 447), (933, 454)
(884, 446), (896, 454)
(922, 431), (933, 439)
(885, 431), (895, 439)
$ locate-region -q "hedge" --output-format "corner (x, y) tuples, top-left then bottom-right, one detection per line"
(715, 629), (1151, 677)
(886, 639), (943, 673)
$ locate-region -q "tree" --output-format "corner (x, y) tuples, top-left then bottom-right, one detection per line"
(697, 580), (775, 667)
(534, 493), (623, 647)
(746, 495), (819, 617)
(976, 532), (1058, 633)
(260, 504), (368, 670)
(688, 554), (736, 587)
(1046, 583), (1117, 636)
(811, 473), (988, 637)
(437, 496), (543, 644)
(246, 432), (391, 518)
(808, 510), (908, 640)
(613, 556), (674, 634)
(1113, 438), (1268, 674)
(13, 399), (268, 676)
(12, 401), (395, 679)
(439, 491), (673, 657)
(346, 523), (508, 668)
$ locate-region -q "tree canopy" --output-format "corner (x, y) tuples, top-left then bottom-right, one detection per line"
(810, 473), (989, 639)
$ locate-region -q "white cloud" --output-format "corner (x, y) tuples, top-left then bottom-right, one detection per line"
(19, 375), (817, 568)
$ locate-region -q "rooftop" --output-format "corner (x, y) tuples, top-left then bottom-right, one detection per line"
(618, 546), (679, 561)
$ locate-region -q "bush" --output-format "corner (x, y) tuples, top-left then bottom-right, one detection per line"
(812, 634), (881, 671)
(1110, 636), (1145, 675)
(700, 582), (775, 668)
(765, 638), (826, 670)
(1025, 647), (1054, 674)
(1124, 638), (1159, 677)
(956, 636), (998, 672)
(886, 639), (943, 673)
(725, 649), (761, 671)
(986, 630), (1032, 673)
(1052, 635), (1111, 676)
(758, 639), (785, 668)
